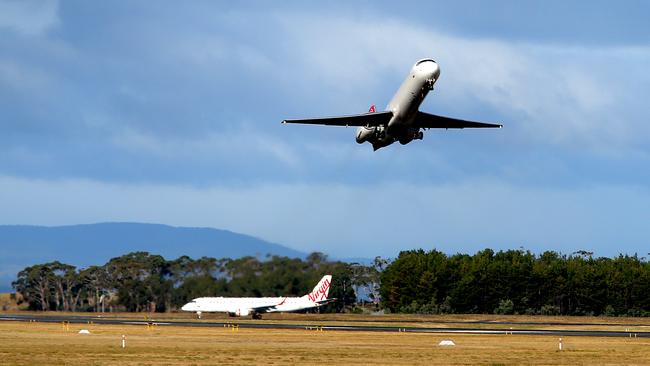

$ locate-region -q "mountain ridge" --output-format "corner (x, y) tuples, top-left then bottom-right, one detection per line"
(0, 222), (307, 292)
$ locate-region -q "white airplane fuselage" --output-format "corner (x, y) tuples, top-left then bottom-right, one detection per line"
(181, 275), (332, 318)
(356, 59), (440, 149)
(181, 296), (322, 316)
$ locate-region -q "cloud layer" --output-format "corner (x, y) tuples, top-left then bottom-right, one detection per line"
(1, 2), (649, 258)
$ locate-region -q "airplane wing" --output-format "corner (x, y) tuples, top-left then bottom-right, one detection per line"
(282, 111), (393, 127)
(246, 298), (288, 313)
(248, 304), (278, 313)
(414, 111), (502, 129)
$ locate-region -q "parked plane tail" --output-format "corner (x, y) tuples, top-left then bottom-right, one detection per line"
(304, 275), (332, 303)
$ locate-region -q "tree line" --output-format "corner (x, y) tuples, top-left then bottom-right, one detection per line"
(13, 248), (650, 316)
(380, 249), (650, 316)
(12, 251), (379, 312)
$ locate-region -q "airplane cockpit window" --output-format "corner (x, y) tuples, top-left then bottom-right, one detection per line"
(416, 59), (435, 66)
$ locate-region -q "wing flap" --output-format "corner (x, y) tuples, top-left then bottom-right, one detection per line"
(415, 111), (502, 129)
(282, 111), (393, 127)
(248, 304), (277, 313)
(246, 298), (287, 313)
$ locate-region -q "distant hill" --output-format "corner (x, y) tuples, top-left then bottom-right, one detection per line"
(0, 222), (306, 292)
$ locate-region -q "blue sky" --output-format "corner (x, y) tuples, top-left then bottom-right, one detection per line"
(1, 0), (649, 260)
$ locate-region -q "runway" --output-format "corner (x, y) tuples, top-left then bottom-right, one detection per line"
(1, 314), (649, 338)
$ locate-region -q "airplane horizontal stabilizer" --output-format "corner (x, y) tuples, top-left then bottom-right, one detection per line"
(315, 298), (337, 305)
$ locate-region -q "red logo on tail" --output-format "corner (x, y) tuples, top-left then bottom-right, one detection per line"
(307, 278), (331, 302)
(368, 105), (376, 113)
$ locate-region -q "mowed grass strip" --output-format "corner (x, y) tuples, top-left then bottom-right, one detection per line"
(0, 321), (649, 365)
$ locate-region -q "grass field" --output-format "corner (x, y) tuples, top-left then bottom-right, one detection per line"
(0, 320), (649, 365)
(0, 293), (26, 311)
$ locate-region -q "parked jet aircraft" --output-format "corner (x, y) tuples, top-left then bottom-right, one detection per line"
(181, 275), (333, 319)
(282, 59), (501, 150)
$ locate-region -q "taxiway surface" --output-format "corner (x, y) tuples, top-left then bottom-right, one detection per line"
(1, 314), (648, 338)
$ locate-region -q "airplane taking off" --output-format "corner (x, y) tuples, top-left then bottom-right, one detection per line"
(282, 59), (502, 150)
(181, 275), (333, 319)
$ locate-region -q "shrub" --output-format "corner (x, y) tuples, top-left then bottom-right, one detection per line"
(494, 299), (515, 315)
(540, 304), (560, 315)
(603, 305), (617, 317)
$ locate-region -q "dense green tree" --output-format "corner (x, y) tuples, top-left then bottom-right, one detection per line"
(379, 248), (650, 316)
(79, 265), (110, 312)
(13, 248), (650, 316)
(11, 251), (361, 313)
(49, 262), (80, 312)
(104, 252), (171, 312)
(13, 264), (54, 311)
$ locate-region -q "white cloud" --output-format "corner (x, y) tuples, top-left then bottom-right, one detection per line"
(110, 126), (301, 167)
(0, 59), (53, 92)
(0, 0), (59, 36)
(269, 13), (650, 153)
(2, 4), (649, 266)
(6, 7), (647, 168)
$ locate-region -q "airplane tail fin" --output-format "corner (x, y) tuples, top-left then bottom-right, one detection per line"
(368, 104), (376, 113)
(304, 275), (332, 303)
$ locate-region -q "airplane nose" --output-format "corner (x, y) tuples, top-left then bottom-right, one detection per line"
(431, 62), (440, 80)
(414, 59), (440, 82)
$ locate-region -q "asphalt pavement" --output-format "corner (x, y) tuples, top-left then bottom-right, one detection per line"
(1, 313), (648, 338)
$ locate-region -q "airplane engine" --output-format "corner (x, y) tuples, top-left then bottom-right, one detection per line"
(356, 126), (376, 144)
(399, 128), (424, 145)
